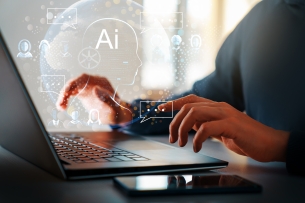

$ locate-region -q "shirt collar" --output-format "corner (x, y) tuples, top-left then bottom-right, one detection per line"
(285, 0), (305, 5)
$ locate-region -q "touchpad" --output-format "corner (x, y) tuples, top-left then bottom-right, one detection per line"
(109, 140), (174, 151)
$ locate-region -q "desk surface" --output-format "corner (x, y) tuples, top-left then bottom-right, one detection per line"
(0, 135), (304, 203)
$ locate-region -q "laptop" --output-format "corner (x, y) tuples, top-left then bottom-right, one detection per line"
(0, 32), (227, 179)
(0, 0), (228, 179)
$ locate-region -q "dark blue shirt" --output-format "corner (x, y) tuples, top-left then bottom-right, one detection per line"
(125, 0), (305, 175)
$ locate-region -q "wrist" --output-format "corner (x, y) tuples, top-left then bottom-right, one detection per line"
(271, 130), (290, 162)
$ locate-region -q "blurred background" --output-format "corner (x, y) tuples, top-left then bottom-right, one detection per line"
(138, 0), (261, 100)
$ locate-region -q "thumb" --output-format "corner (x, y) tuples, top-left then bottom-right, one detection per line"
(93, 86), (116, 104)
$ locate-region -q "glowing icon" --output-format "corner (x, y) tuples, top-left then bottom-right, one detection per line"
(95, 29), (118, 49)
(69, 110), (82, 125)
(87, 109), (101, 125)
(57, 41), (72, 57)
(40, 75), (65, 95)
(39, 40), (50, 58)
(140, 101), (173, 123)
(47, 8), (77, 29)
(171, 35), (182, 51)
(48, 108), (63, 127)
(82, 18), (142, 87)
(191, 35), (202, 49)
(17, 39), (33, 58)
(78, 47), (101, 69)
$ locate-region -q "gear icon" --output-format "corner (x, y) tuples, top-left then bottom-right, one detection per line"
(78, 47), (101, 69)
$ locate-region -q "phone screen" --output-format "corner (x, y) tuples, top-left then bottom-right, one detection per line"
(113, 174), (262, 196)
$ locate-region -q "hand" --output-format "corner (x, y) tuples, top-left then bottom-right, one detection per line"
(158, 94), (290, 162)
(56, 74), (132, 125)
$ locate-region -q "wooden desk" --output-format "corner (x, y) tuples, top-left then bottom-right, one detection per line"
(0, 135), (304, 202)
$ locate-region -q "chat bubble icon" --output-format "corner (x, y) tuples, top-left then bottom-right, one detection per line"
(47, 8), (77, 29)
(140, 12), (183, 34)
(41, 75), (65, 95)
(140, 101), (173, 123)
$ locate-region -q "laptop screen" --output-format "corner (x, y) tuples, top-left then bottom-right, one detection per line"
(0, 0), (236, 132)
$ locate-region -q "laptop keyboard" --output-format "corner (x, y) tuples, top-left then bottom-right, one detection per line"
(50, 135), (149, 163)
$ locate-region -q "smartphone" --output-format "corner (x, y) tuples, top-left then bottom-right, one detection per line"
(113, 174), (262, 196)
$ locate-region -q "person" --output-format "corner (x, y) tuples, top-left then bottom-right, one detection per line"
(48, 108), (63, 128)
(17, 39), (33, 58)
(57, 0), (305, 175)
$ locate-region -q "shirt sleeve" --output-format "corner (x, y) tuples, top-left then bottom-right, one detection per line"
(286, 131), (305, 175)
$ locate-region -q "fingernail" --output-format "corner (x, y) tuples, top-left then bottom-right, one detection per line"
(169, 136), (173, 143)
(193, 145), (198, 153)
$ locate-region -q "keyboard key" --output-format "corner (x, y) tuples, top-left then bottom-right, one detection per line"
(106, 153), (121, 156)
(119, 153), (135, 156)
(105, 157), (122, 162)
(84, 160), (97, 163)
(99, 155), (112, 158)
(73, 155), (86, 158)
(111, 149), (124, 152)
(114, 156), (133, 161)
(88, 156), (100, 159)
(132, 158), (148, 161)
(95, 159), (108, 162)
(125, 155), (141, 158)
(79, 158), (92, 160)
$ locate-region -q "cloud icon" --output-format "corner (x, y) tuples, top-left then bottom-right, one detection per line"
(40, 75), (65, 95)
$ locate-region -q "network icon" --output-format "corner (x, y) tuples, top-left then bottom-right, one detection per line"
(78, 47), (101, 69)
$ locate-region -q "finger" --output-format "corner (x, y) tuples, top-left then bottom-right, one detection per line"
(158, 94), (214, 112)
(57, 74), (116, 111)
(57, 74), (90, 110)
(93, 86), (115, 104)
(193, 120), (244, 154)
(169, 104), (224, 144)
(178, 106), (226, 147)
(192, 122), (202, 131)
(90, 75), (117, 97)
(193, 120), (227, 152)
(167, 176), (177, 189)
(176, 176), (186, 188)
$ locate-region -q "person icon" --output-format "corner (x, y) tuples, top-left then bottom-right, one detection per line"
(69, 110), (82, 126)
(39, 40), (50, 58)
(57, 41), (72, 57)
(191, 35), (202, 49)
(48, 108), (63, 127)
(17, 39), (33, 58)
(171, 35), (182, 51)
(87, 109), (101, 125)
